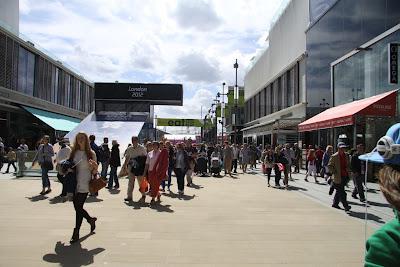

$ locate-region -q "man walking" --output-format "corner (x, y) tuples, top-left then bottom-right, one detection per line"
(232, 144), (239, 174)
(328, 142), (351, 212)
(350, 144), (366, 202)
(122, 136), (147, 202)
(293, 143), (301, 173)
(99, 137), (110, 179)
(222, 141), (233, 176)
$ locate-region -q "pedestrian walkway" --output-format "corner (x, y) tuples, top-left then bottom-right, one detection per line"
(250, 167), (394, 228)
(0, 171), (373, 266)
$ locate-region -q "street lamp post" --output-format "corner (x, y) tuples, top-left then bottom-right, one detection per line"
(217, 83), (226, 145)
(233, 59), (239, 145)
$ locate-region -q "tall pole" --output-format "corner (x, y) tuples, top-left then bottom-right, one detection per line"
(234, 59), (239, 145)
(221, 82), (225, 145)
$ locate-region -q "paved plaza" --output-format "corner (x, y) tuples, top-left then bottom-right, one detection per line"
(0, 169), (383, 266)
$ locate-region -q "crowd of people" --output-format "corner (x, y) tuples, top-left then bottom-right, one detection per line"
(1, 123), (400, 266)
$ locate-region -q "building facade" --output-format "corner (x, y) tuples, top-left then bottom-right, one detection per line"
(0, 24), (94, 148)
(244, 0), (400, 148)
(304, 0), (400, 147)
(243, 0), (308, 147)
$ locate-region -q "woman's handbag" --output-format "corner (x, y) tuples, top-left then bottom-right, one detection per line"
(41, 160), (54, 171)
(139, 177), (149, 193)
(89, 174), (107, 194)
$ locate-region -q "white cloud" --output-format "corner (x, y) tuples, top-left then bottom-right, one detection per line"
(174, 0), (222, 31)
(174, 52), (220, 83)
(19, 0), (283, 119)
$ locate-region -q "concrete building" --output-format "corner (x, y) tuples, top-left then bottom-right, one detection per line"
(244, 0), (400, 149)
(243, 0), (308, 147)
(0, 1), (94, 148)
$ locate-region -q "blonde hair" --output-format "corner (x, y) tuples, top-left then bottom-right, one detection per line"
(70, 132), (93, 160)
(379, 165), (400, 211)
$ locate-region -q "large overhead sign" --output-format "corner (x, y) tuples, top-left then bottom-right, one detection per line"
(157, 118), (204, 127)
(94, 83), (183, 105)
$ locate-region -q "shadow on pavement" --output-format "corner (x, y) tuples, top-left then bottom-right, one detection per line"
(26, 195), (48, 202)
(366, 188), (380, 194)
(43, 237), (104, 267)
(348, 200), (367, 207)
(124, 200), (148, 210)
(348, 211), (385, 224)
(286, 185), (308, 191)
(86, 197), (104, 203)
(49, 196), (67, 204)
(164, 191), (196, 201)
(150, 202), (174, 213)
(107, 188), (121, 195)
(189, 183), (204, 190)
(366, 201), (391, 208)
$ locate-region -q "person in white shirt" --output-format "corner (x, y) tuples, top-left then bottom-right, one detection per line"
(55, 138), (72, 198)
(232, 144), (240, 173)
(69, 132), (98, 243)
(121, 136), (147, 202)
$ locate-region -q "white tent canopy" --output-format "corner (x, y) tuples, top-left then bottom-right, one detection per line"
(65, 112), (144, 152)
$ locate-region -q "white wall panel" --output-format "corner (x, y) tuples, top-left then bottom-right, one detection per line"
(245, 0), (309, 100)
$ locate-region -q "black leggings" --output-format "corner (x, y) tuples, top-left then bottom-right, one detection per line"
(265, 168), (272, 184)
(73, 193), (92, 229)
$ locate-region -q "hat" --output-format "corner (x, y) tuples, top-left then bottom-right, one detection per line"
(337, 142), (348, 148)
(359, 123), (400, 165)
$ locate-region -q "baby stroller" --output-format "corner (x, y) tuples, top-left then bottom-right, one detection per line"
(196, 156), (208, 176)
(210, 157), (221, 176)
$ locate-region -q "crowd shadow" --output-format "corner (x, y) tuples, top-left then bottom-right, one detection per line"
(286, 185), (308, 191)
(86, 197), (104, 203)
(26, 195), (48, 202)
(366, 188), (380, 194)
(164, 191), (196, 201)
(189, 183), (204, 190)
(49, 196), (67, 204)
(348, 211), (386, 224)
(150, 202), (174, 213)
(366, 200), (391, 208)
(43, 237), (104, 267)
(124, 200), (148, 210)
(107, 188), (121, 195)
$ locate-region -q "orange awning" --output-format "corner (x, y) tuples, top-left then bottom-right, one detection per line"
(298, 90), (398, 132)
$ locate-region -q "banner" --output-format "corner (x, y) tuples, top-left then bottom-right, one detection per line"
(157, 118), (205, 127)
(227, 87), (245, 107)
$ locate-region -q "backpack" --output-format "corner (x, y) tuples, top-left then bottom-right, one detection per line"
(98, 145), (110, 162)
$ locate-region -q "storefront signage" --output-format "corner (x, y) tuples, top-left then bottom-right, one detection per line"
(94, 83), (183, 106)
(157, 118), (204, 127)
(388, 43), (399, 84)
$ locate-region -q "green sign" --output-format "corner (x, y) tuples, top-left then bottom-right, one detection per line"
(157, 118), (205, 127)
(227, 88), (245, 107)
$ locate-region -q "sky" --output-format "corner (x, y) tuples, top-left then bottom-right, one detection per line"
(19, 0), (286, 132)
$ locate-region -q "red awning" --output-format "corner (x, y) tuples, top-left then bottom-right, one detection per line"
(298, 90), (398, 132)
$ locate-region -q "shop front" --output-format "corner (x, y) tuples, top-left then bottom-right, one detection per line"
(298, 90), (398, 151)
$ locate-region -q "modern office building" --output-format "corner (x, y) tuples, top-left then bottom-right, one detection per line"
(244, 0), (400, 148)
(299, 0), (400, 150)
(0, 1), (94, 148)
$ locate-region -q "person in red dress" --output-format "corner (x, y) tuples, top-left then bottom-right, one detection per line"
(144, 142), (169, 205)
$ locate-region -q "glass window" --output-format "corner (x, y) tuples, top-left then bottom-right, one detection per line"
(333, 28), (400, 106)
(17, 46), (35, 96)
(306, 0), (400, 108)
(65, 73), (70, 108)
(255, 92), (260, 119)
(277, 77), (282, 111)
(260, 87), (266, 117)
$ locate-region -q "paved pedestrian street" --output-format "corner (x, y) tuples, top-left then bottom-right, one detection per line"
(0, 171), (377, 266)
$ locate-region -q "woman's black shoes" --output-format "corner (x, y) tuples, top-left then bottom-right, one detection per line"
(89, 217), (97, 233)
(70, 228), (79, 243)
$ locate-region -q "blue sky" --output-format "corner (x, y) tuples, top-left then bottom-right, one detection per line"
(19, 0), (285, 124)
